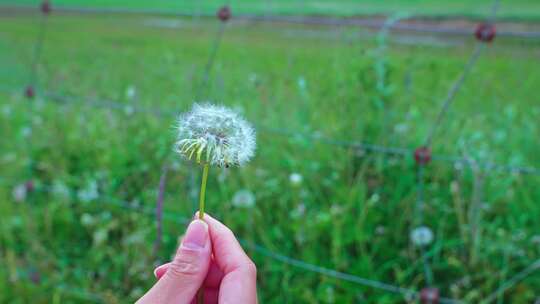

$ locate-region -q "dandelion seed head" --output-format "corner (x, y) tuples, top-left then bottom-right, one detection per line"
(12, 183), (27, 203)
(289, 173), (303, 186)
(175, 103), (256, 167)
(232, 189), (256, 208)
(410, 226), (434, 247)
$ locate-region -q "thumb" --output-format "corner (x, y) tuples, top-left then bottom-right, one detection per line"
(137, 220), (211, 304)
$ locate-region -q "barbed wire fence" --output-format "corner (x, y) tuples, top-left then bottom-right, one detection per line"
(412, 0), (501, 298)
(1, 0), (540, 303)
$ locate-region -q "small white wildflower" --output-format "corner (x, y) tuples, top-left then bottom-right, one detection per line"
(12, 184), (27, 202)
(125, 85), (137, 99)
(2, 153), (17, 163)
(248, 73), (258, 84)
(2, 105), (11, 116)
(330, 204), (343, 215)
(77, 180), (99, 202)
(531, 235), (540, 244)
(450, 180), (459, 193)
(255, 168), (267, 177)
(355, 148), (366, 157)
(52, 180), (70, 198)
(175, 103), (256, 167)
(217, 169), (229, 183)
(393, 123), (408, 134)
(21, 126), (32, 138)
(289, 173), (303, 186)
(231, 189), (255, 208)
(80, 213), (95, 226)
(410, 226), (434, 247)
(312, 131), (323, 139)
(375, 226), (386, 235)
(32, 115), (43, 125)
(290, 203), (306, 219)
(124, 105), (135, 116)
(297, 76), (307, 91)
(454, 161), (464, 171)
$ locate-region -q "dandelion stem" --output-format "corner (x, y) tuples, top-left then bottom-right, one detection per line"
(198, 163), (210, 219)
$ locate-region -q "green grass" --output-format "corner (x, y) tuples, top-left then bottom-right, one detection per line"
(3, 0), (540, 20)
(1, 11), (540, 304)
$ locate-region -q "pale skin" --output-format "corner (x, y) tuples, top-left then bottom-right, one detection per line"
(137, 213), (258, 304)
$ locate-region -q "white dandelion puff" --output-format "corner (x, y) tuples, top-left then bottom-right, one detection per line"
(12, 183), (27, 203)
(77, 180), (99, 202)
(231, 189), (256, 208)
(175, 103), (256, 167)
(125, 85), (137, 100)
(410, 226), (434, 247)
(289, 173), (303, 186)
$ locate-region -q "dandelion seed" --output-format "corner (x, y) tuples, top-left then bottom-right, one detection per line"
(289, 173), (303, 186)
(410, 226), (434, 247)
(232, 189), (255, 208)
(175, 103), (256, 220)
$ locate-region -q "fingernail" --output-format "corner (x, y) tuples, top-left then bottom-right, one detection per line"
(153, 264), (164, 278)
(182, 220), (208, 249)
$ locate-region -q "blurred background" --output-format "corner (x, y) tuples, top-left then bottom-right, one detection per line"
(1, 0), (539, 303)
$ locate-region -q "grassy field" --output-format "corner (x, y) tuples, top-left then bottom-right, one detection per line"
(2, 0), (540, 20)
(1, 7), (540, 304)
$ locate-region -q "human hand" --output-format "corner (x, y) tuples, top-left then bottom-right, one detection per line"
(136, 213), (258, 304)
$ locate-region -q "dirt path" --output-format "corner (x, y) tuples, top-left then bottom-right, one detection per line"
(1, 5), (540, 39)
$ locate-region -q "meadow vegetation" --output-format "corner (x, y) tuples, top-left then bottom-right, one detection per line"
(0, 6), (539, 304)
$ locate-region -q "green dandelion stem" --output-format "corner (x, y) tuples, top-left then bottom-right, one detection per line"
(198, 163), (210, 219)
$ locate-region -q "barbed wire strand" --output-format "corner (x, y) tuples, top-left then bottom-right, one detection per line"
(423, 44), (484, 147)
(415, 0), (501, 293)
(415, 165), (435, 286)
(194, 15), (227, 101)
(424, 0), (500, 147)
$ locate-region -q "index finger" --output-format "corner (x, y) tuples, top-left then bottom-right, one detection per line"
(199, 213), (258, 303)
(198, 212), (254, 273)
